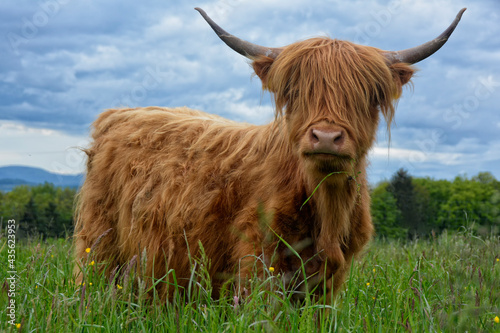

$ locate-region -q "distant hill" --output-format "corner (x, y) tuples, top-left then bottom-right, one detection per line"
(0, 166), (83, 192)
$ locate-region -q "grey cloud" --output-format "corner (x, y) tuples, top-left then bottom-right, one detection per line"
(0, 0), (498, 182)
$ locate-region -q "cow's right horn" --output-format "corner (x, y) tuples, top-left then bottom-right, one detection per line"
(384, 8), (466, 64)
(195, 7), (282, 60)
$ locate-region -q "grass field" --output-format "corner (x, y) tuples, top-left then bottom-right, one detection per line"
(1, 229), (499, 332)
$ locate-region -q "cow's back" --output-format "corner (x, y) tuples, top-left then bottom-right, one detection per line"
(75, 107), (277, 295)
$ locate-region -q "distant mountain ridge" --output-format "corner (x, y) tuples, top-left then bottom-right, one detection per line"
(0, 165), (83, 191)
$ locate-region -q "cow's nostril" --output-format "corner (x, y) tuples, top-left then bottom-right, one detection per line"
(333, 131), (343, 143)
(310, 129), (320, 143)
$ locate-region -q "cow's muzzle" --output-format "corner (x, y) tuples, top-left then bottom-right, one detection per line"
(308, 128), (345, 155)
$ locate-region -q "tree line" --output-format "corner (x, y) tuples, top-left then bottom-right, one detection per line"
(372, 169), (500, 239)
(0, 183), (75, 239)
(0, 170), (499, 239)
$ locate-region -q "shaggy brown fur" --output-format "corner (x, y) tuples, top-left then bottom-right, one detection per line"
(74, 37), (415, 300)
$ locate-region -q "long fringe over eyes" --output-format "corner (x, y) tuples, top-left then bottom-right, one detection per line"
(256, 38), (414, 143)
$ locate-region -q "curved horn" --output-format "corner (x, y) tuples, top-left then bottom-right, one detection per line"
(195, 7), (282, 59)
(384, 8), (466, 64)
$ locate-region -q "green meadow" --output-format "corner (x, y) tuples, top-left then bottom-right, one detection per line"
(1, 229), (499, 332)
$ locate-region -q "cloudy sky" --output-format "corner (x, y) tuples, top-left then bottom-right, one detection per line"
(1, 0), (499, 184)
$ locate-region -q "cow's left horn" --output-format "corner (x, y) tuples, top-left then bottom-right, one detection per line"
(384, 8), (466, 64)
(195, 7), (282, 59)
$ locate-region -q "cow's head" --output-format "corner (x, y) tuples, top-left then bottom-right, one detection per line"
(196, 8), (465, 176)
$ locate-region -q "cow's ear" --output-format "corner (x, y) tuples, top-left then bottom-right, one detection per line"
(252, 56), (275, 89)
(390, 62), (415, 86)
(389, 62), (416, 98)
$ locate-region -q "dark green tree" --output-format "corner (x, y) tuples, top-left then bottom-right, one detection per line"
(387, 168), (422, 239)
(42, 201), (61, 237)
(20, 196), (40, 238)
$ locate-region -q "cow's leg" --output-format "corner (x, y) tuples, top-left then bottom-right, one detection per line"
(231, 206), (269, 296)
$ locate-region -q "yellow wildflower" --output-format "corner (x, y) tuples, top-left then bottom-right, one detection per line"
(494, 316), (499, 324)
(89, 260), (95, 266)
(117, 284), (123, 290)
(16, 324), (21, 329)
(366, 283), (370, 287)
(269, 266), (275, 273)
(373, 268), (376, 273)
(85, 248), (91, 253)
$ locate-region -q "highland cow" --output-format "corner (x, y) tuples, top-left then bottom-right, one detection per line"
(74, 8), (465, 300)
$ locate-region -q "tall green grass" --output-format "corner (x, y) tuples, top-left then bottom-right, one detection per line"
(1, 230), (499, 332)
